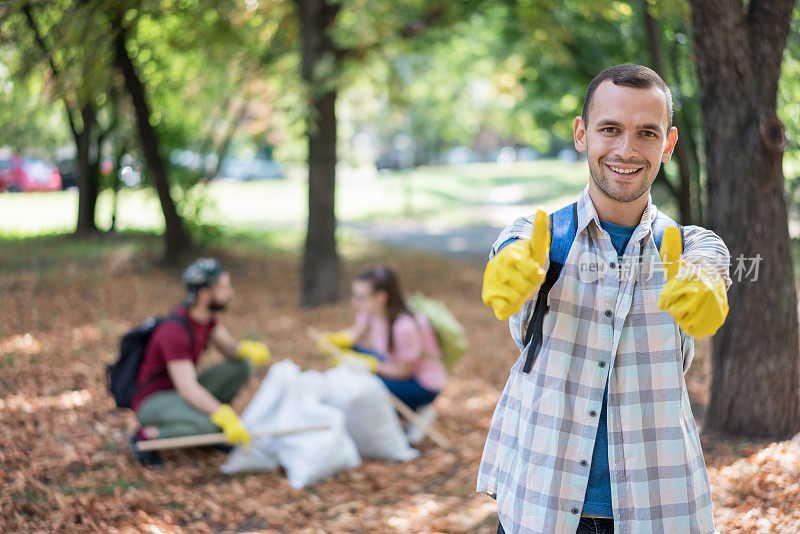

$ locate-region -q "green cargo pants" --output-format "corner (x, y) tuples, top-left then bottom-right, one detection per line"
(136, 359), (251, 439)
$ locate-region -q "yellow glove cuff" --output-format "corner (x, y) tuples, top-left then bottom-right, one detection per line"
(237, 340), (271, 366)
(658, 261), (729, 338)
(210, 404), (250, 447)
(337, 350), (380, 373)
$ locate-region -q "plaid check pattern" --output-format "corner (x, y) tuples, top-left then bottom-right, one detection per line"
(478, 185), (731, 534)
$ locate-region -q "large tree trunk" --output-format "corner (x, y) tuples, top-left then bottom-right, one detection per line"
(294, 0), (342, 306)
(689, 0), (799, 439)
(112, 21), (189, 260)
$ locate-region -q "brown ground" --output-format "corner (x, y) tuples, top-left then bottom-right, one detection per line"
(1, 236), (798, 533)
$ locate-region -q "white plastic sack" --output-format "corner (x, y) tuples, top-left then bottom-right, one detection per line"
(322, 366), (419, 461)
(221, 361), (300, 474)
(222, 361), (361, 489)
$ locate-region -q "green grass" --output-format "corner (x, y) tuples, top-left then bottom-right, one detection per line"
(0, 160), (588, 238)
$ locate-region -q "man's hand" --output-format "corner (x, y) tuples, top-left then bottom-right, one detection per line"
(482, 209), (550, 320)
(237, 340), (271, 366)
(317, 330), (354, 355)
(210, 404), (251, 448)
(658, 226), (729, 338)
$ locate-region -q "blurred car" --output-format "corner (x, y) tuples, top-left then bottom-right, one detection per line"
(375, 151), (403, 171)
(0, 156), (62, 192)
(0, 158), (20, 192)
(217, 156), (283, 180)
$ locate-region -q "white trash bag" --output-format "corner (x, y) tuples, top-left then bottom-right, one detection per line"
(222, 361), (361, 489)
(322, 365), (419, 461)
(221, 361), (299, 474)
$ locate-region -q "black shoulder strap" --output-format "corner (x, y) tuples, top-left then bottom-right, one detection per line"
(521, 202), (577, 373)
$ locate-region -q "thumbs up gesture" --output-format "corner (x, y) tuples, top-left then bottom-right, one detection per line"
(482, 209), (550, 320)
(658, 226), (729, 338)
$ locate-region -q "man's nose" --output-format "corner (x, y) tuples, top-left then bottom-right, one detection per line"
(612, 132), (638, 159)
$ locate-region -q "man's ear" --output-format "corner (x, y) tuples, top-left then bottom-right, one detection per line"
(662, 127), (678, 163)
(574, 116), (587, 153)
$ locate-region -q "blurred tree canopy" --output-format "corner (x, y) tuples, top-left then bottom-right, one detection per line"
(0, 0), (798, 293)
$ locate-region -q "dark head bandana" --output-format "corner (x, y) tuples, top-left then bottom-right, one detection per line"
(182, 257), (224, 306)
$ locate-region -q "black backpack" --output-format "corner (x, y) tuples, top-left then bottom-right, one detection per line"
(106, 314), (193, 409)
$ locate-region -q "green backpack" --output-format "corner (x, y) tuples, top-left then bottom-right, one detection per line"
(408, 293), (467, 371)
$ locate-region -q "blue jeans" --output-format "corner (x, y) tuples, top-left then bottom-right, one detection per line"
(353, 346), (439, 410)
(497, 517), (613, 534)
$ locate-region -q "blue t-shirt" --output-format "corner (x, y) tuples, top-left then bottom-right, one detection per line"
(582, 219), (637, 517)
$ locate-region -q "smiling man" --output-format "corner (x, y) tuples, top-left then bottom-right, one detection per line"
(479, 65), (731, 533)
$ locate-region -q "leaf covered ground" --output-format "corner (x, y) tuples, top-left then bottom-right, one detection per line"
(1, 235), (798, 533)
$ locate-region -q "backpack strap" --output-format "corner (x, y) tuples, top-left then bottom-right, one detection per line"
(522, 202), (577, 373)
(650, 211), (685, 251)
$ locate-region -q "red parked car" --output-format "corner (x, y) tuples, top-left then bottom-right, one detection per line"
(0, 156), (62, 192)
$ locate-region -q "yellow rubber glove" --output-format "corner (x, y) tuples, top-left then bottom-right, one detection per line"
(210, 404), (250, 448)
(482, 209), (550, 320)
(335, 349), (380, 373)
(318, 330), (354, 355)
(237, 340), (271, 366)
(658, 226), (729, 338)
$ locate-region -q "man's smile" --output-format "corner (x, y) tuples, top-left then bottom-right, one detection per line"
(604, 162), (646, 180)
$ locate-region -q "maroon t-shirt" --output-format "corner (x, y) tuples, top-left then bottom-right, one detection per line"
(131, 306), (217, 411)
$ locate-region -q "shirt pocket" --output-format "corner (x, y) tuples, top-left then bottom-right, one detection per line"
(629, 298), (682, 362)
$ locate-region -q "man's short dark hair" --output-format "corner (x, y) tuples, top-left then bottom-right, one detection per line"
(582, 64), (673, 129)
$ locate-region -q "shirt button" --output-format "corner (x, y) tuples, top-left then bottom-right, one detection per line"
(571, 507), (579, 515)
(590, 410), (597, 417)
(604, 309), (612, 318)
(599, 361), (607, 368)
(580, 459), (588, 467)
(609, 261), (616, 269)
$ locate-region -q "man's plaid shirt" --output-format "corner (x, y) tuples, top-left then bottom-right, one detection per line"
(478, 186), (731, 534)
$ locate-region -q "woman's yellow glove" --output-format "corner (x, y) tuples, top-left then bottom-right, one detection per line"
(658, 226), (729, 338)
(336, 349), (380, 373)
(317, 330), (354, 355)
(210, 404), (250, 448)
(482, 209), (550, 320)
(237, 340), (271, 366)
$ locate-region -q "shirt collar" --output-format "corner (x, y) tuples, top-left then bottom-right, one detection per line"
(575, 184), (659, 245)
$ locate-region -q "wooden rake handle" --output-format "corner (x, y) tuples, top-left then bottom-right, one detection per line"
(135, 424), (331, 452)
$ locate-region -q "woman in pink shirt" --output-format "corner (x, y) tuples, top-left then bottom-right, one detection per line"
(323, 266), (446, 417)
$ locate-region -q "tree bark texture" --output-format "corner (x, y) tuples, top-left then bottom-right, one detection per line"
(689, 0), (799, 438)
(294, 0), (342, 306)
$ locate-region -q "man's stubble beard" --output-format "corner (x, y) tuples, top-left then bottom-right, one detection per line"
(588, 157), (655, 204)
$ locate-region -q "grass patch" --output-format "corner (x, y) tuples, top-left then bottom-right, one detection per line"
(0, 161), (588, 239)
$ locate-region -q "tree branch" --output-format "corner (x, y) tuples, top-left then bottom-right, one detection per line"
(21, 1), (79, 139)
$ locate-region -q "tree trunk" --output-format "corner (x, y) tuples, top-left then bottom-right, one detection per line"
(689, 0), (799, 439)
(295, 0), (343, 306)
(112, 21), (189, 260)
(74, 105), (101, 236)
(21, 2), (100, 235)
